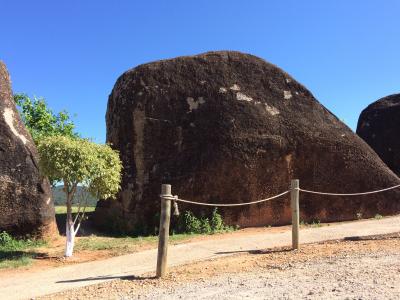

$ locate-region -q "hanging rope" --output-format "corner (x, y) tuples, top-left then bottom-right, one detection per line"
(299, 184), (400, 196)
(161, 190), (290, 207)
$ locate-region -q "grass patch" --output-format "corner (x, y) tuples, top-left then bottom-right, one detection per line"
(0, 231), (46, 269)
(0, 255), (33, 269)
(55, 205), (96, 215)
(75, 233), (197, 254)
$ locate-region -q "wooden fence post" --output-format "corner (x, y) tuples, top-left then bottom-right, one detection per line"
(156, 184), (172, 278)
(291, 179), (300, 250)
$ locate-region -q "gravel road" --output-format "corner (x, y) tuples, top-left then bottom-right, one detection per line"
(42, 235), (400, 300)
(140, 252), (400, 300)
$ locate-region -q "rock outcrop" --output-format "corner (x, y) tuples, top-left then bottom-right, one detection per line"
(95, 51), (400, 234)
(0, 61), (57, 238)
(357, 94), (400, 176)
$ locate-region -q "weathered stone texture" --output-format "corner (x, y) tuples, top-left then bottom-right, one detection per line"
(0, 61), (57, 238)
(95, 51), (400, 234)
(357, 94), (400, 176)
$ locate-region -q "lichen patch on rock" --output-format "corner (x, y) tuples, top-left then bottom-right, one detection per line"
(264, 104), (280, 116)
(230, 84), (240, 91)
(3, 108), (28, 144)
(283, 90), (292, 100)
(236, 92), (253, 102)
(186, 97), (206, 111)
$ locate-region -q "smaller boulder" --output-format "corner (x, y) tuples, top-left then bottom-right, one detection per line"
(357, 94), (400, 176)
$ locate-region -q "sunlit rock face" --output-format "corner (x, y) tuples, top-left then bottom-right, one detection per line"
(95, 51), (400, 234)
(0, 61), (57, 238)
(357, 94), (400, 177)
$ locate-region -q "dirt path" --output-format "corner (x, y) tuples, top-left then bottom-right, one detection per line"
(1, 216), (399, 300)
(41, 233), (400, 299)
(97, 238), (398, 300)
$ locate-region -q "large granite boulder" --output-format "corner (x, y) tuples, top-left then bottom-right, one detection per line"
(0, 61), (57, 238)
(357, 94), (400, 176)
(95, 51), (400, 234)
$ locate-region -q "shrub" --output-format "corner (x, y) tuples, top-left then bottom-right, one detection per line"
(0, 231), (13, 247)
(200, 218), (212, 234)
(177, 208), (235, 235)
(0, 231), (45, 252)
(210, 208), (225, 232)
(181, 211), (202, 234)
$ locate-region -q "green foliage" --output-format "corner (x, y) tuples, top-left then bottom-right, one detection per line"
(210, 208), (225, 231)
(0, 231), (46, 269)
(374, 214), (383, 220)
(181, 211), (202, 234)
(300, 219), (322, 228)
(310, 219), (321, 228)
(0, 231), (13, 246)
(0, 231), (45, 251)
(13, 93), (78, 144)
(177, 209), (235, 234)
(200, 218), (212, 234)
(37, 136), (122, 200)
(0, 255), (33, 269)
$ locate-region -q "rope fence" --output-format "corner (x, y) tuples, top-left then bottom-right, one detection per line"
(161, 190), (290, 207)
(156, 180), (400, 278)
(299, 184), (400, 196)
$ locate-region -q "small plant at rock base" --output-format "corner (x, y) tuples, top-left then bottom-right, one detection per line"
(181, 211), (202, 234)
(310, 219), (321, 228)
(374, 214), (383, 220)
(210, 208), (225, 232)
(356, 212), (363, 220)
(0, 231), (13, 247)
(200, 218), (212, 234)
(0, 231), (44, 250)
(178, 209), (236, 235)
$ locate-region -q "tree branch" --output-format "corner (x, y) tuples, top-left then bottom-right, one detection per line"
(73, 187), (90, 229)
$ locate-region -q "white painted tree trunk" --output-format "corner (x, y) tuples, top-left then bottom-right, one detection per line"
(65, 214), (75, 257)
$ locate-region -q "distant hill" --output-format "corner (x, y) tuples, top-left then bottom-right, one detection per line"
(52, 186), (98, 206)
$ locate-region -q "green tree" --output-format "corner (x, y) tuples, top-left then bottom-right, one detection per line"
(14, 93), (78, 143)
(37, 136), (122, 257)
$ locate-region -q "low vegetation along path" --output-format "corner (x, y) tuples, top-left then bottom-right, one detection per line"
(1, 216), (399, 300)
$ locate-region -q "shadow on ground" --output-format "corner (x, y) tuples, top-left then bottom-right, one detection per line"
(0, 249), (49, 261)
(56, 275), (156, 283)
(215, 232), (400, 256)
(215, 247), (293, 255)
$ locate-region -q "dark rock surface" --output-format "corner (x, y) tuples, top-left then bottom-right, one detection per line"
(95, 51), (400, 234)
(0, 61), (57, 238)
(357, 94), (400, 177)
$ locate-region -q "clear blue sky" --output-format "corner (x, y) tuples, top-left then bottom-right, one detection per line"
(1, 0), (399, 143)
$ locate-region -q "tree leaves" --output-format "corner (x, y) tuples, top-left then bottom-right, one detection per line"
(13, 93), (79, 144)
(37, 136), (122, 200)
